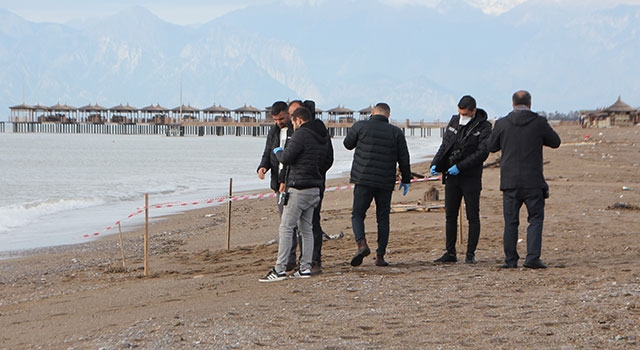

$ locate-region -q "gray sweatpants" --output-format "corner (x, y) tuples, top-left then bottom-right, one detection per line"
(275, 187), (320, 274)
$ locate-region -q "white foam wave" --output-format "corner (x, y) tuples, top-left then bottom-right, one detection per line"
(0, 197), (106, 233)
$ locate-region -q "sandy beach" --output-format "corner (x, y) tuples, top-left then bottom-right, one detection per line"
(1, 125), (639, 349)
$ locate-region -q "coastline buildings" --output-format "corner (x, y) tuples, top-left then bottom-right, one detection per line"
(580, 97), (639, 128)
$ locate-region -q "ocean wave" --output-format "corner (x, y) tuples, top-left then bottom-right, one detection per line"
(0, 197), (106, 233)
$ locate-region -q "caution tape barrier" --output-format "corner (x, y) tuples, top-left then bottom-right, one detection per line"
(84, 175), (440, 238)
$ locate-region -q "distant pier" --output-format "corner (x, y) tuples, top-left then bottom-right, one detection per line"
(5, 102), (445, 137)
(5, 120), (445, 138)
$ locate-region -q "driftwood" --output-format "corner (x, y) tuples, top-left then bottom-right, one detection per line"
(391, 203), (445, 213)
(483, 157), (550, 168)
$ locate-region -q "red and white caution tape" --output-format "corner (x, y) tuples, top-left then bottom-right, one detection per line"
(84, 175), (440, 238)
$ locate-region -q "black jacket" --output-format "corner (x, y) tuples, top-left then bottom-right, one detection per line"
(486, 108), (561, 190)
(257, 121), (293, 192)
(343, 114), (411, 191)
(275, 119), (333, 190)
(431, 108), (492, 179)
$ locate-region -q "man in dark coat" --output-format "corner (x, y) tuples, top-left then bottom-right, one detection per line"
(486, 90), (561, 269)
(431, 95), (492, 264)
(256, 101), (297, 270)
(289, 100), (335, 275)
(344, 102), (411, 267)
(259, 107), (333, 282)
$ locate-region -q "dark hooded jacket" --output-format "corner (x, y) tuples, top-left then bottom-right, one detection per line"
(257, 121), (294, 192)
(275, 118), (333, 190)
(343, 114), (411, 191)
(431, 108), (492, 179)
(486, 108), (561, 190)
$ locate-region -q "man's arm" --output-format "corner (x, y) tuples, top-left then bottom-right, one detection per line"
(397, 133), (412, 184)
(343, 122), (359, 150)
(257, 126), (277, 172)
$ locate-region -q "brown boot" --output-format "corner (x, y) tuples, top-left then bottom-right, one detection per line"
(375, 253), (389, 267)
(350, 238), (370, 266)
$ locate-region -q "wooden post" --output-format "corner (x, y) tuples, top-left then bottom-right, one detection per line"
(118, 222), (126, 268)
(226, 178), (232, 250)
(144, 193), (149, 276)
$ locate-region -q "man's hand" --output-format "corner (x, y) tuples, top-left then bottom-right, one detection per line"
(430, 165), (438, 176)
(273, 147), (283, 154)
(447, 164), (460, 176)
(399, 182), (410, 196)
(257, 167), (267, 180)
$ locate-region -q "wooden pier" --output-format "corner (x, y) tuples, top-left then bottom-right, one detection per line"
(4, 120), (445, 138)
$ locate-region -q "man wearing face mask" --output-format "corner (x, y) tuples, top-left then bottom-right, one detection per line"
(430, 95), (492, 264)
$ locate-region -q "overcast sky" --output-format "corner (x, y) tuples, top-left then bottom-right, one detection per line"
(3, 0), (640, 25)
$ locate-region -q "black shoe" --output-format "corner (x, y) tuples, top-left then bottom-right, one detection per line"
(434, 252), (457, 263)
(523, 260), (547, 269)
(465, 256), (477, 264)
(375, 254), (389, 267)
(500, 263), (517, 269)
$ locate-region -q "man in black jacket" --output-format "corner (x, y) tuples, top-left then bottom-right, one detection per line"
(431, 95), (492, 264)
(259, 107), (333, 282)
(344, 102), (411, 267)
(487, 90), (561, 269)
(289, 100), (334, 275)
(256, 101), (297, 270)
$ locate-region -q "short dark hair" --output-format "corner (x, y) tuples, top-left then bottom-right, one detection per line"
(271, 101), (288, 116)
(374, 102), (390, 116)
(457, 95), (476, 110)
(512, 90), (532, 107)
(291, 105), (312, 122)
(303, 100), (316, 117)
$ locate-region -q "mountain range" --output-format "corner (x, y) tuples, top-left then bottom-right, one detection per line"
(1, 1), (639, 122)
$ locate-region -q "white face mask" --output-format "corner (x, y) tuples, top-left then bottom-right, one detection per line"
(459, 115), (472, 126)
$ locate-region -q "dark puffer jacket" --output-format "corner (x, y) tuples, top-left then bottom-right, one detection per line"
(343, 114), (411, 191)
(431, 108), (492, 179)
(275, 119), (333, 190)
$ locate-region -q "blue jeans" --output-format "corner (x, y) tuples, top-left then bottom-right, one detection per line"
(275, 188), (320, 274)
(351, 184), (392, 256)
(502, 188), (545, 265)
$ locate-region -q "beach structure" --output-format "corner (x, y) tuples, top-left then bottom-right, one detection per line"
(580, 97), (639, 128)
(6, 102), (446, 137)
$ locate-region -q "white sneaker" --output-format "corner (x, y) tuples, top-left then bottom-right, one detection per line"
(291, 268), (311, 279)
(258, 268), (287, 282)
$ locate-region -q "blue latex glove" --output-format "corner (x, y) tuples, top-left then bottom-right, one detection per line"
(447, 164), (460, 176)
(273, 147), (283, 154)
(430, 165), (438, 176)
(399, 182), (410, 196)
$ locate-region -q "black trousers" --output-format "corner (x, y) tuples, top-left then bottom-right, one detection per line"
(502, 188), (545, 265)
(311, 190), (326, 264)
(351, 184), (393, 256)
(444, 175), (482, 257)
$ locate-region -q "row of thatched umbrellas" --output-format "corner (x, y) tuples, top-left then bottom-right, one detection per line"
(9, 102), (371, 123)
(9, 102), (369, 115)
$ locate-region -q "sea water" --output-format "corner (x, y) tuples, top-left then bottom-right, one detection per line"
(0, 132), (441, 253)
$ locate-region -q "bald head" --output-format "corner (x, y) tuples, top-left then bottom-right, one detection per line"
(512, 90), (532, 108)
